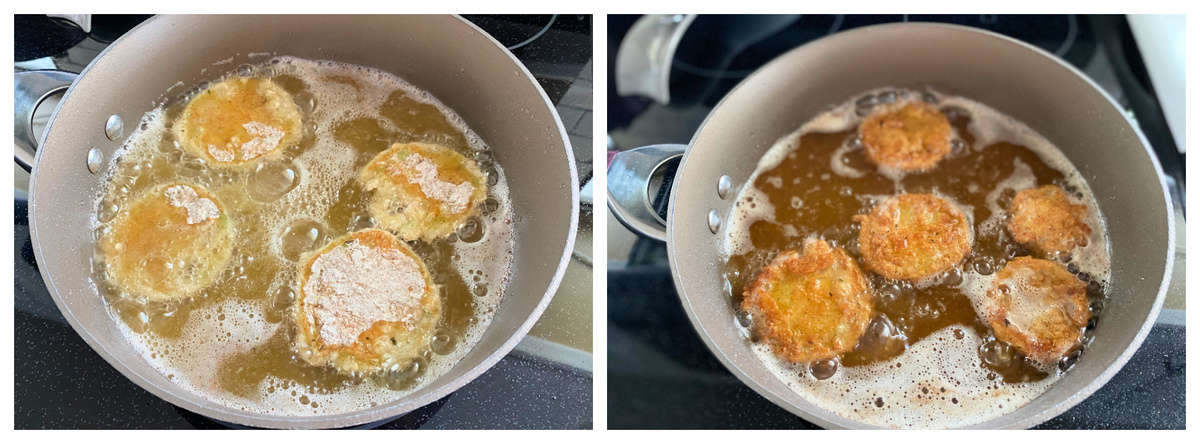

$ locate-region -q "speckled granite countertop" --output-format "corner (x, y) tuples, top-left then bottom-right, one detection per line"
(14, 198), (591, 429)
(608, 266), (1184, 429)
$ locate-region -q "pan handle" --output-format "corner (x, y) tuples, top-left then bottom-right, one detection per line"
(14, 70), (78, 172)
(607, 144), (686, 242)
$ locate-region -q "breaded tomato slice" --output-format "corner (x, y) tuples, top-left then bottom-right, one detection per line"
(860, 101), (953, 172)
(982, 256), (1090, 365)
(293, 228), (441, 375)
(1008, 185), (1091, 256)
(742, 239), (874, 363)
(855, 194), (973, 281)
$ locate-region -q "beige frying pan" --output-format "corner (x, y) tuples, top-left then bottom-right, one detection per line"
(609, 23), (1174, 428)
(18, 15), (578, 428)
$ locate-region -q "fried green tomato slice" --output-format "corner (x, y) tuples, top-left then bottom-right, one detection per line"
(1007, 185), (1091, 256)
(983, 256), (1090, 365)
(100, 183), (235, 303)
(173, 76), (303, 166)
(855, 193), (973, 281)
(860, 101), (953, 173)
(741, 239), (875, 363)
(359, 142), (487, 241)
(293, 228), (441, 375)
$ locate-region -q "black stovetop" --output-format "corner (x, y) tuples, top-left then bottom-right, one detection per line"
(607, 14), (1184, 429)
(14, 14), (592, 430)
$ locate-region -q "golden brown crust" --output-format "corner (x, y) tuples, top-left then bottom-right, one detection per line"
(359, 142), (488, 241)
(984, 256), (1090, 364)
(854, 194), (973, 281)
(741, 239), (874, 363)
(172, 77), (303, 166)
(1007, 185), (1091, 256)
(860, 101), (953, 172)
(100, 183), (234, 303)
(293, 228), (441, 375)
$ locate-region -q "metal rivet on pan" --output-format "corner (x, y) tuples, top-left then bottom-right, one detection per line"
(87, 147), (104, 174)
(104, 114), (124, 141)
(717, 175), (732, 199)
(707, 209), (721, 234)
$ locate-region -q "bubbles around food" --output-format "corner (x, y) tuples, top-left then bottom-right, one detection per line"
(293, 228), (441, 375)
(1007, 184), (1091, 257)
(91, 56), (515, 417)
(741, 239), (874, 363)
(860, 100), (953, 173)
(172, 77), (303, 166)
(721, 87), (1111, 428)
(359, 142), (488, 242)
(854, 193), (973, 283)
(980, 257), (1090, 366)
(99, 182), (235, 303)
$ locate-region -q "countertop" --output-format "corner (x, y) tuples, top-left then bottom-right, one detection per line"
(607, 265), (1184, 429)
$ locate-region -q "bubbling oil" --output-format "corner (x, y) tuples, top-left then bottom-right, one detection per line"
(89, 56), (515, 416)
(721, 88), (1110, 428)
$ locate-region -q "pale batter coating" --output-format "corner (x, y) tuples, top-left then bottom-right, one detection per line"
(860, 101), (953, 172)
(100, 183), (235, 303)
(173, 77), (303, 166)
(1007, 185), (1091, 256)
(742, 239), (875, 363)
(983, 256), (1090, 365)
(855, 193), (973, 281)
(293, 228), (441, 375)
(359, 142), (487, 241)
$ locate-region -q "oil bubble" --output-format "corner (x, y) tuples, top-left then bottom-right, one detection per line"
(293, 91), (317, 114)
(247, 161), (299, 202)
(279, 219), (325, 261)
(810, 358), (839, 380)
(456, 217), (484, 243)
(430, 330), (456, 355)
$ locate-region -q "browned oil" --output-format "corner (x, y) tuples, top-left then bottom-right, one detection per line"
(722, 107), (1104, 383)
(93, 60), (507, 413)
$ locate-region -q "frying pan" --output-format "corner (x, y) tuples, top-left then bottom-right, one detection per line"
(608, 23), (1174, 428)
(16, 15), (578, 428)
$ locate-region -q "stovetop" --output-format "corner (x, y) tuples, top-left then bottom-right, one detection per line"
(607, 14), (1185, 429)
(13, 14), (593, 429)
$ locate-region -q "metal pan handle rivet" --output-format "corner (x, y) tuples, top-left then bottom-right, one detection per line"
(717, 175), (732, 199)
(707, 209), (721, 234)
(104, 114), (124, 141)
(86, 147), (104, 174)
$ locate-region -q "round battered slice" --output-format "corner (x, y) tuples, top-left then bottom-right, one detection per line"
(172, 76), (303, 166)
(860, 101), (953, 172)
(1007, 185), (1091, 256)
(855, 193), (973, 281)
(293, 228), (441, 375)
(983, 256), (1090, 364)
(741, 239), (874, 363)
(100, 183), (235, 302)
(359, 142), (487, 241)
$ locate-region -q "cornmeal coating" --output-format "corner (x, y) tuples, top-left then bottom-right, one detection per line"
(983, 256), (1090, 365)
(742, 239), (874, 363)
(100, 183), (234, 303)
(359, 142), (487, 241)
(855, 193), (973, 281)
(860, 101), (953, 172)
(173, 77), (303, 166)
(1008, 185), (1091, 256)
(293, 228), (441, 375)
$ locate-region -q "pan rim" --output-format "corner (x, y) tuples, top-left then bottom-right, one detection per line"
(28, 13), (580, 429)
(664, 21), (1175, 430)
